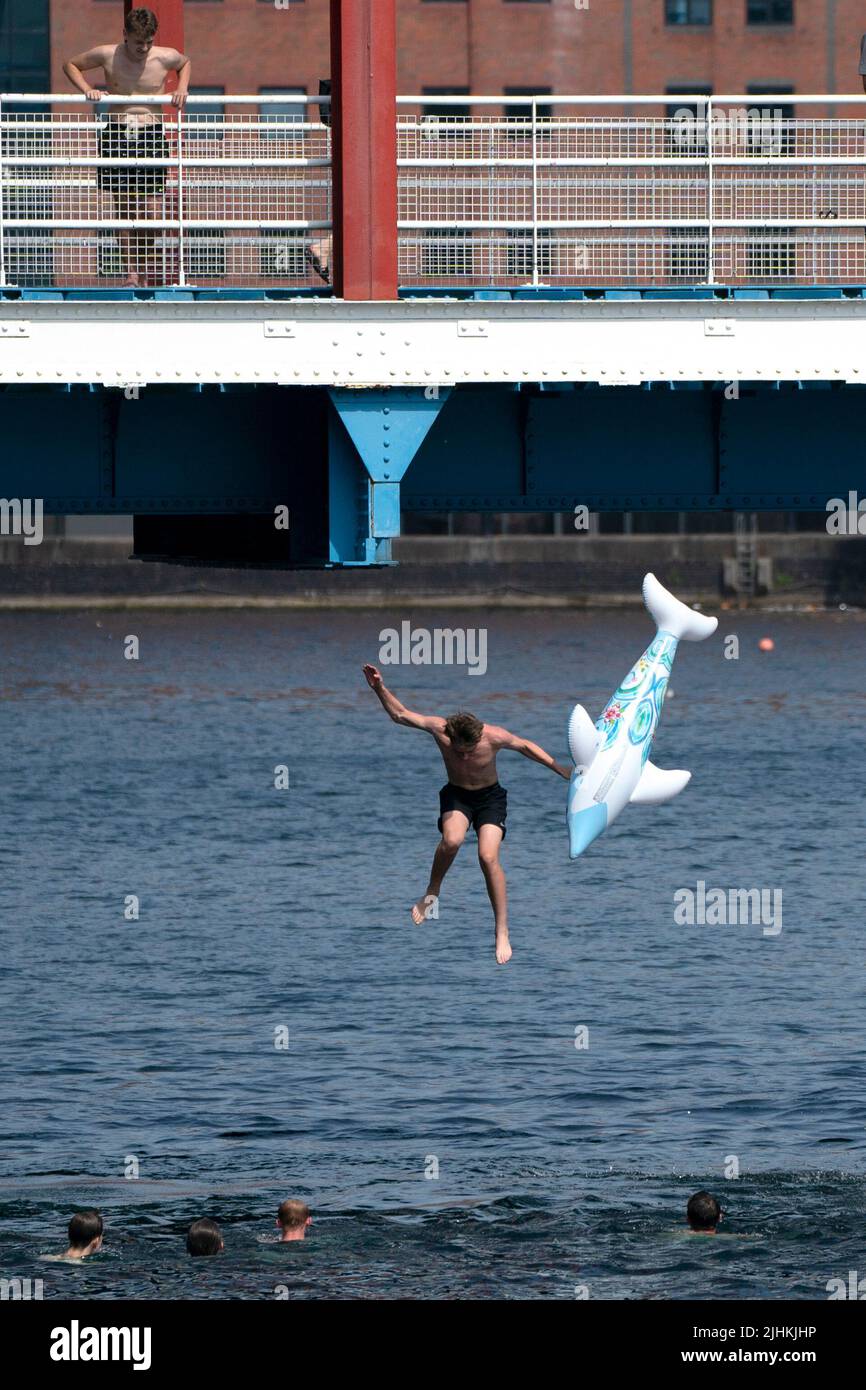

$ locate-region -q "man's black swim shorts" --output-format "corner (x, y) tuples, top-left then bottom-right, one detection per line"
(437, 781), (507, 839)
(98, 120), (170, 198)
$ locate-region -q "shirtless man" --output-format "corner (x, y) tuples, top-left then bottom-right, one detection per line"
(63, 8), (191, 286)
(363, 664), (570, 964)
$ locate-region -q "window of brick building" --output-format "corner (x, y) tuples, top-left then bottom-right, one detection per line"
(187, 85), (226, 140)
(747, 1), (793, 23)
(421, 86), (471, 134)
(665, 85), (712, 155)
(666, 1), (712, 22)
(0, 0), (49, 90)
(258, 86), (307, 138)
(745, 84), (795, 154)
(503, 87), (553, 123)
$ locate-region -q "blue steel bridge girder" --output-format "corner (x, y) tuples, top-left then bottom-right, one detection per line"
(2, 380), (866, 572)
(326, 387), (450, 565)
(400, 383), (866, 513)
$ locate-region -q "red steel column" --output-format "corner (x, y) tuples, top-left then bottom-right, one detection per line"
(329, 0), (398, 300)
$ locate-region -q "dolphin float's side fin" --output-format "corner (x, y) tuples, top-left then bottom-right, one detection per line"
(567, 703), (602, 768)
(629, 761), (691, 805)
(642, 573), (718, 642)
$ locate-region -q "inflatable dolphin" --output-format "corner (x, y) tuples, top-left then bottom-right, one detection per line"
(566, 573), (718, 859)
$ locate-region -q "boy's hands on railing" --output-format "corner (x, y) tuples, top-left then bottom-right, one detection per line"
(171, 92), (187, 110)
(84, 88), (108, 102)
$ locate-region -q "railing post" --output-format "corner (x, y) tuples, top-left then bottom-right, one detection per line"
(706, 96), (715, 285)
(531, 96), (539, 288)
(174, 103), (186, 288)
(0, 96), (6, 289)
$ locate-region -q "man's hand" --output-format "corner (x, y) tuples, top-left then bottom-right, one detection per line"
(362, 664), (440, 732)
(171, 91), (187, 109)
(85, 88), (108, 101)
(554, 762), (573, 780)
(362, 663), (383, 691)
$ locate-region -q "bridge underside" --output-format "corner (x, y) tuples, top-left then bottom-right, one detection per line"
(0, 380), (860, 566)
(1, 298), (863, 566)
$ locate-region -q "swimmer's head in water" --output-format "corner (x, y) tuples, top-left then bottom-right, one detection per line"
(68, 1208), (103, 1254)
(444, 711), (483, 750)
(277, 1199), (310, 1233)
(186, 1217), (224, 1257)
(687, 1191), (721, 1232)
(125, 7), (158, 59)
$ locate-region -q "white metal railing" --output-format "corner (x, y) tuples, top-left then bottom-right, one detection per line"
(397, 94), (866, 288)
(4, 93), (866, 291)
(0, 93), (331, 289)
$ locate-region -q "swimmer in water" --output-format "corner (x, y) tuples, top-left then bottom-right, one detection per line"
(687, 1191), (722, 1234)
(186, 1217), (223, 1256)
(63, 7), (191, 287)
(48, 1209), (104, 1261)
(276, 1199), (311, 1242)
(363, 663), (571, 964)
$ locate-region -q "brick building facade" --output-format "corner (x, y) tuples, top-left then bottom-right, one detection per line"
(40, 2), (866, 105)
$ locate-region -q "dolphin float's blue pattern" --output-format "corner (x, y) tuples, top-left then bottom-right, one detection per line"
(567, 575), (717, 860)
(596, 632), (678, 764)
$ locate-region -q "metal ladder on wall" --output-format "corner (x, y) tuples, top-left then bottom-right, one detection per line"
(734, 512), (759, 599)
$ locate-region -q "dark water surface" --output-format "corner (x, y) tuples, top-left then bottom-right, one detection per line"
(0, 605), (864, 1300)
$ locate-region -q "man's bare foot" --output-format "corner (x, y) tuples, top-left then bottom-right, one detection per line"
(411, 894), (437, 925)
(495, 929), (512, 965)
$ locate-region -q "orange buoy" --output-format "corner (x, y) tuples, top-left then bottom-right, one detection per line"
(758, 637), (774, 652)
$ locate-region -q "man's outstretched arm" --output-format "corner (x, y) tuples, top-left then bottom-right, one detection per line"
(362, 664), (444, 733)
(490, 726), (571, 779)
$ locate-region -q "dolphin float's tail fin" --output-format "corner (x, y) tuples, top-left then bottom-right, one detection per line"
(642, 572), (718, 642)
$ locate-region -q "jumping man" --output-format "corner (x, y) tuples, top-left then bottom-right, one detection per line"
(363, 664), (570, 964)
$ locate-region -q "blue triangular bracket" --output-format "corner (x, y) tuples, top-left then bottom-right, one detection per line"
(328, 386), (451, 483)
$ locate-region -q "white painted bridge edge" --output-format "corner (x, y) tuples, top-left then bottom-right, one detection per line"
(1, 300), (865, 386)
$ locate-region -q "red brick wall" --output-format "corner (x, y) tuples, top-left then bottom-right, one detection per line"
(48, 0), (866, 102)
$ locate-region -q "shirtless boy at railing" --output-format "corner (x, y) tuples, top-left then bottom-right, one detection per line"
(63, 7), (191, 286)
